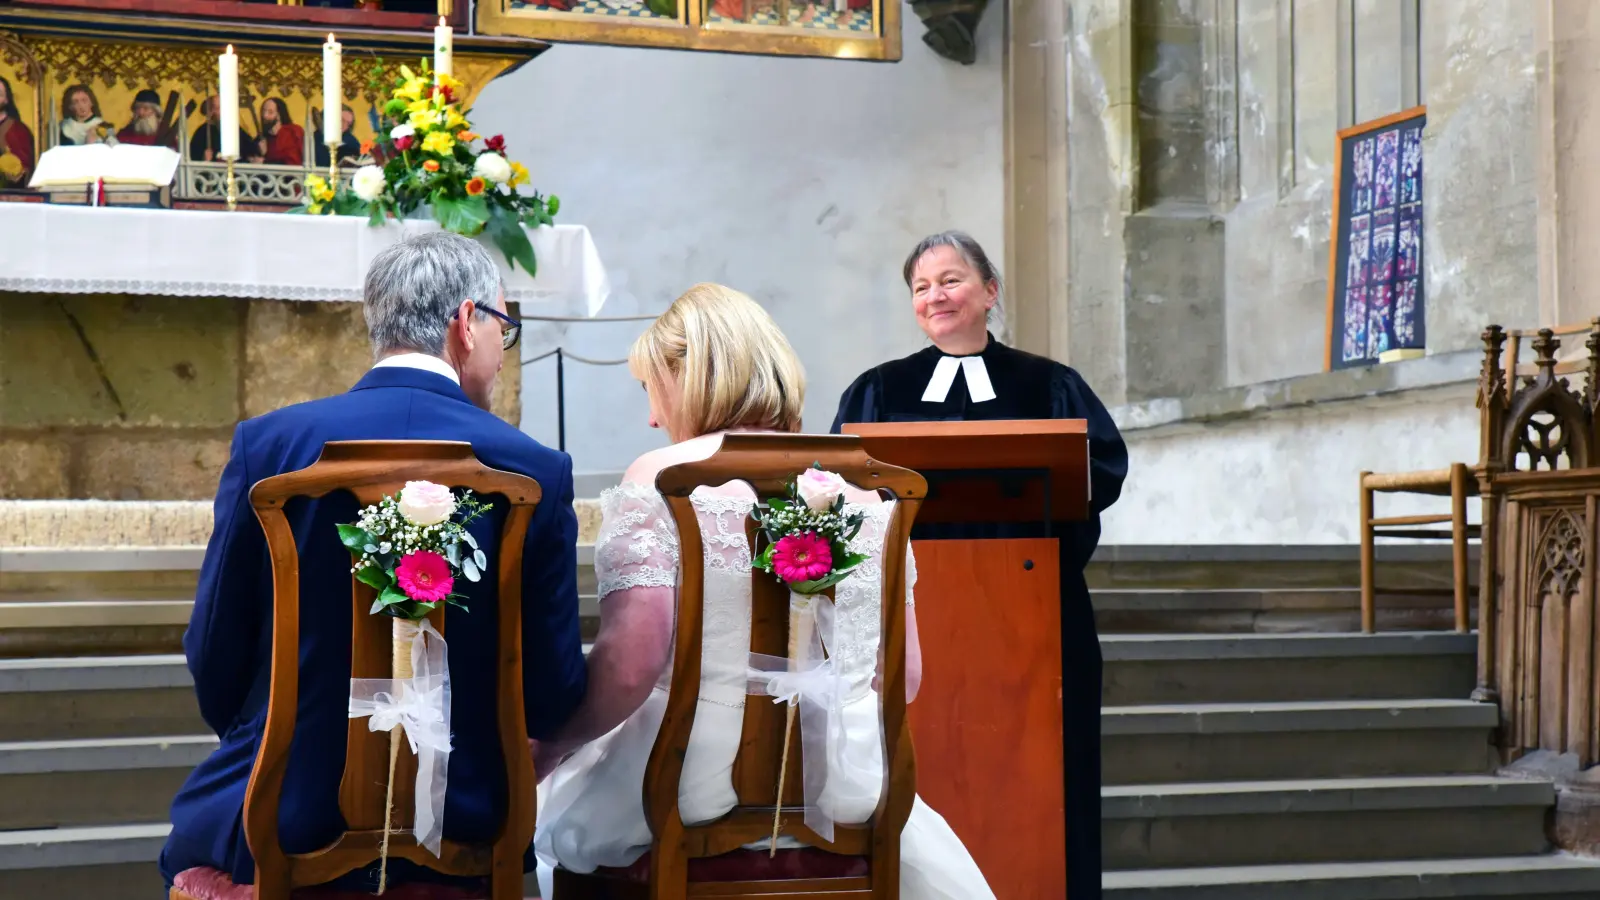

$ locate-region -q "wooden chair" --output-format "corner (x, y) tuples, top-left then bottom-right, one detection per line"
(1501, 320), (1598, 403)
(553, 433), (926, 899)
(1358, 463), (1477, 633)
(170, 441), (542, 900)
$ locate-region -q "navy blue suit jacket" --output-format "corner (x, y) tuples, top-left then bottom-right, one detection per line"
(160, 366), (588, 888)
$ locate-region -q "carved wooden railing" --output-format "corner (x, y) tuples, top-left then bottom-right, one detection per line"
(1474, 320), (1600, 766)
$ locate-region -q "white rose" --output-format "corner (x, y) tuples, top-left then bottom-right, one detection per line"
(350, 165), (386, 202)
(390, 123), (415, 141)
(473, 152), (512, 185)
(397, 480), (456, 526)
(795, 468), (848, 512)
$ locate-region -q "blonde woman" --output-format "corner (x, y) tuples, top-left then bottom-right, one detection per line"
(532, 284), (994, 899)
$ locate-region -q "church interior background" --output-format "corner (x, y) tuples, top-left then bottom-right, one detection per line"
(14, 0), (1600, 897)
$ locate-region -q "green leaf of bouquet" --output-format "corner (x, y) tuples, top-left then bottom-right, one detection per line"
(378, 582), (411, 608)
(432, 191), (489, 236)
(462, 556), (481, 583)
(461, 530), (479, 551)
(367, 201), (386, 227)
(486, 203), (537, 275)
(355, 565), (389, 590)
(789, 572), (848, 594)
(337, 524), (375, 552)
(445, 542), (461, 568)
(370, 596), (387, 615)
(445, 594), (470, 613)
(472, 548), (488, 571)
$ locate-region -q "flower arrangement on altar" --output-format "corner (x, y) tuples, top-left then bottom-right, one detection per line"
(296, 61), (559, 275)
(338, 479), (491, 887)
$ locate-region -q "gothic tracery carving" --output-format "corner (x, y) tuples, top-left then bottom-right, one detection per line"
(1534, 509), (1586, 601)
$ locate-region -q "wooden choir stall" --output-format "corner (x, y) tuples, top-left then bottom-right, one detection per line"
(842, 419), (1089, 899)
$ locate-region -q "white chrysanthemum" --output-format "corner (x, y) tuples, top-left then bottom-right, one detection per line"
(350, 165), (387, 202)
(473, 152), (512, 185)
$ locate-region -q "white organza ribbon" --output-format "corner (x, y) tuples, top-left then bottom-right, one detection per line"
(348, 618), (453, 856)
(746, 593), (847, 843)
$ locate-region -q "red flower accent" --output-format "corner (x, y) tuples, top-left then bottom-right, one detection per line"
(485, 134), (506, 154)
(438, 84), (456, 104)
(393, 135), (415, 152)
(395, 550), (454, 603)
(771, 532), (833, 584)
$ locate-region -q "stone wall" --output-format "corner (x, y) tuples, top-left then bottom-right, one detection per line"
(0, 293), (522, 500)
(1063, 0), (1541, 406)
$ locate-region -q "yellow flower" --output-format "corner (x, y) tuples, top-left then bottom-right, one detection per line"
(394, 66), (425, 102)
(421, 131), (455, 155)
(408, 107), (443, 130)
(317, 186), (335, 203)
(305, 174), (328, 196)
(436, 72), (465, 95)
(0, 152), (21, 179)
(308, 202), (324, 215)
(508, 161), (529, 188)
(444, 107), (467, 131)
(405, 97), (434, 117)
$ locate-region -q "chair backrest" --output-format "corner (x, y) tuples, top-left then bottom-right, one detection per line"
(244, 440), (542, 896)
(643, 433), (926, 876)
(1501, 320), (1597, 402)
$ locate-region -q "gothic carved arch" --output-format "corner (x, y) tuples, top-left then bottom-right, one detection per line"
(1532, 509), (1586, 604)
(1500, 331), (1593, 471)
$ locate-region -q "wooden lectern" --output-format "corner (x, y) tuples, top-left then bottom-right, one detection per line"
(840, 419), (1090, 900)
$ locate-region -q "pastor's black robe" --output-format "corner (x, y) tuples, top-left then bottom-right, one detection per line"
(830, 334), (1127, 900)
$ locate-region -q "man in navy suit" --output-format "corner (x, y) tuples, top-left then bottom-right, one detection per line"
(160, 232), (588, 892)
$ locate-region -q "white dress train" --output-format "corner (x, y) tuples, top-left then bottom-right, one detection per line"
(533, 481), (995, 899)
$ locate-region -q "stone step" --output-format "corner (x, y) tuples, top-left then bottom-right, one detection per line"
(0, 655), (203, 741)
(1102, 632), (1477, 706)
(1103, 854), (1600, 899)
(1087, 544), (1473, 592)
(0, 735), (216, 829)
(0, 600), (190, 658)
(0, 823), (170, 900)
(1094, 588), (1475, 634)
(1103, 699), (1498, 786)
(1103, 776), (1553, 871)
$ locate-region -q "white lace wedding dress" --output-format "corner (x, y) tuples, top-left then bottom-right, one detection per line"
(533, 481), (995, 899)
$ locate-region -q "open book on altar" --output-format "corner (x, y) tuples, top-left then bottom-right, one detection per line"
(28, 143), (181, 188)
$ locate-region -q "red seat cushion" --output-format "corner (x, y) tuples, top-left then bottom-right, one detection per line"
(172, 867), (491, 900)
(599, 847), (869, 882)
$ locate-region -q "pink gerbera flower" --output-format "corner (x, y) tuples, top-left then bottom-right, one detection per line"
(395, 550), (454, 603)
(772, 532), (833, 583)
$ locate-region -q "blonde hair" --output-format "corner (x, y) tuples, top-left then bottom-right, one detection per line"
(629, 283), (805, 439)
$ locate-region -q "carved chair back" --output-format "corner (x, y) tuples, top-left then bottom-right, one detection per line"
(242, 441), (541, 900)
(645, 433), (923, 898)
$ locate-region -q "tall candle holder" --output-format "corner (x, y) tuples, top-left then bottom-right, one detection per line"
(223, 156), (239, 211)
(327, 143), (342, 192)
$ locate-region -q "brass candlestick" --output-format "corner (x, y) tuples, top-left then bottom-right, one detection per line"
(224, 156), (238, 211)
(327, 143), (341, 191)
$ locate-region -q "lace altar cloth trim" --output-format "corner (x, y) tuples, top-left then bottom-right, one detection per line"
(0, 205), (611, 312)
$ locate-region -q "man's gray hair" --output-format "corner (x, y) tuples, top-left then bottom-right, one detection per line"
(363, 231), (504, 359)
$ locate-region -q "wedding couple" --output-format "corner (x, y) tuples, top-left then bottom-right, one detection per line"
(159, 231), (995, 898)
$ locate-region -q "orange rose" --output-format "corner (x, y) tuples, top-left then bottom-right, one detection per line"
(465, 177), (486, 196)
(359, 139), (375, 155)
(423, 159), (440, 172)
(457, 130), (478, 142)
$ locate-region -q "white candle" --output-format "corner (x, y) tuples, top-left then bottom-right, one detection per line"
(322, 34), (342, 146)
(433, 17), (453, 82)
(218, 44), (239, 160)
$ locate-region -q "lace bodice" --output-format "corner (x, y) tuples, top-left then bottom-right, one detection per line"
(593, 481), (916, 701)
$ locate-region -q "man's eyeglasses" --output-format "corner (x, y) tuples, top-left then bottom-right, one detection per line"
(453, 305), (521, 351)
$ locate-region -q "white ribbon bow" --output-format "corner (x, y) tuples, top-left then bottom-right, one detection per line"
(349, 618), (453, 856)
(746, 594), (849, 843)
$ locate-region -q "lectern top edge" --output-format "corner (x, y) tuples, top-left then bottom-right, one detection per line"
(841, 419), (1087, 439)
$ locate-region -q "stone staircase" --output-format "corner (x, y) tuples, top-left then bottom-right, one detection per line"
(5, 503), (1600, 898)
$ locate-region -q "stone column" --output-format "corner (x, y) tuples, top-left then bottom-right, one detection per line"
(1537, 0), (1600, 329)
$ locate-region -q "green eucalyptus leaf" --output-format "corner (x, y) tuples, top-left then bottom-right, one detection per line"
(472, 548), (487, 571)
(463, 556), (480, 582)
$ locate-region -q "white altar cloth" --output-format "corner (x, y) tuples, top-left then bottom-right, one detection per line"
(0, 204), (610, 314)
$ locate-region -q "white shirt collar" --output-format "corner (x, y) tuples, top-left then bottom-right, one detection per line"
(372, 352), (461, 386)
(921, 355), (997, 404)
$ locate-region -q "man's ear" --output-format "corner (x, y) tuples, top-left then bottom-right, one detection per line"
(457, 298), (477, 352)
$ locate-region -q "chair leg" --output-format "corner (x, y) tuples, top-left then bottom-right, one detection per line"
(1450, 463), (1470, 633)
(1359, 473), (1376, 634)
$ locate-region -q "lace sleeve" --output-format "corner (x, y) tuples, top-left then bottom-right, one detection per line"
(905, 542), (917, 607)
(594, 482), (681, 601)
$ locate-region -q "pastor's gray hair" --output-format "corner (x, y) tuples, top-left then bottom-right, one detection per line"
(902, 230), (1007, 341)
(363, 231), (504, 359)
